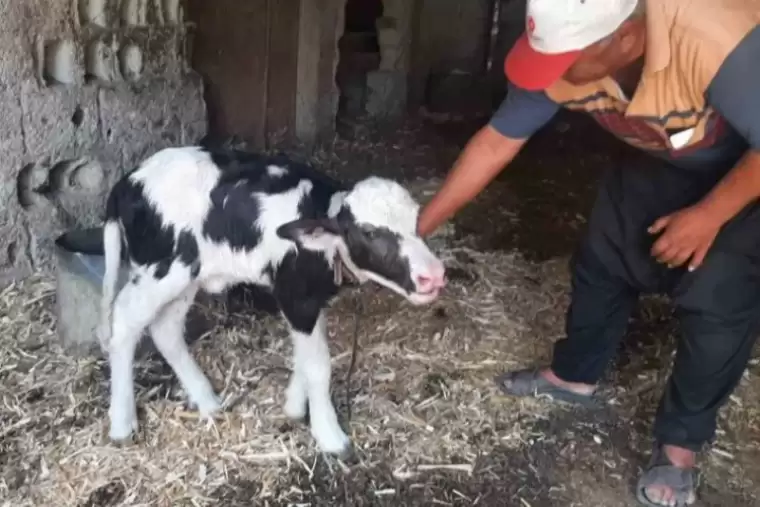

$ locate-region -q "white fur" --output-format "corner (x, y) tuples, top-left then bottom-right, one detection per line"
(266, 164), (287, 177)
(108, 261), (196, 441)
(98, 221), (122, 349)
(131, 147), (221, 233)
(342, 177), (420, 235)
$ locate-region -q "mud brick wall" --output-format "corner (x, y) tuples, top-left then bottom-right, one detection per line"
(0, 0), (208, 285)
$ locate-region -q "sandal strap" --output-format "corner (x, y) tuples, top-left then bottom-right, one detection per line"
(495, 368), (602, 408)
(637, 464), (696, 494)
(636, 444), (699, 505)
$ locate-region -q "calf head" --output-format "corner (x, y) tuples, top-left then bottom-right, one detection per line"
(278, 176), (446, 305)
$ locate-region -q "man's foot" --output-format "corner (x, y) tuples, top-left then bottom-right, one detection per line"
(636, 444), (698, 506)
(494, 367), (602, 408)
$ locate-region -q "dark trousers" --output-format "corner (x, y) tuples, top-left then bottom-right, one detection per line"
(551, 155), (760, 452)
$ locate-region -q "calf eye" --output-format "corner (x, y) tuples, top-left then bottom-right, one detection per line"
(362, 227), (380, 240)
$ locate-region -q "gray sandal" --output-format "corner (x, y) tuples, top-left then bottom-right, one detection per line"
(494, 368), (603, 408)
(636, 444), (699, 506)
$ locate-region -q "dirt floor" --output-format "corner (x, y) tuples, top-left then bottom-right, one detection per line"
(1, 111), (760, 507)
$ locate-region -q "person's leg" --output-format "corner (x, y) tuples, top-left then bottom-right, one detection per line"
(497, 161), (661, 401)
(638, 247), (760, 506)
(496, 238), (640, 403)
(496, 156), (714, 403)
(550, 238), (641, 385)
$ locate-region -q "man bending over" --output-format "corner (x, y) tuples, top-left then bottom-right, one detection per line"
(418, 0), (760, 505)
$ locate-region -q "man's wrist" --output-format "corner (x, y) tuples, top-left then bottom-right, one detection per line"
(698, 150), (760, 225)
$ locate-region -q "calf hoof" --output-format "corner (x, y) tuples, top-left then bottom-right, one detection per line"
(313, 426), (352, 458)
(194, 394), (223, 419)
(335, 443), (358, 463)
(320, 439), (353, 460)
(109, 416), (138, 443)
(109, 432), (137, 446)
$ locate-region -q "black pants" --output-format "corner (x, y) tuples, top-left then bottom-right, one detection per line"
(551, 155), (760, 452)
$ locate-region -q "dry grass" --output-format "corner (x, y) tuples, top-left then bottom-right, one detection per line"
(0, 224), (581, 506)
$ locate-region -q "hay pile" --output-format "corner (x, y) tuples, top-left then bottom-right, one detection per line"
(0, 229), (572, 506)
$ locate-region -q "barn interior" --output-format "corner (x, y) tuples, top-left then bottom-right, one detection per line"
(0, 1), (759, 506)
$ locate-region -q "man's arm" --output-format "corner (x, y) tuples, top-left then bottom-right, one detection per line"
(699, 26), (760, 223)
(417, 82), (560, 237)
(649, 27), (760, 269)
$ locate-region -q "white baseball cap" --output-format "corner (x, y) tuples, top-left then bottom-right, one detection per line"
(505, 0), (639, 91)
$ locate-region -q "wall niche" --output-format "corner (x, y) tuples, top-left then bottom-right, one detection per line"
(85, 39), (119, 83)
(43, 39), (78, 85)
(119, 43), (144, 82)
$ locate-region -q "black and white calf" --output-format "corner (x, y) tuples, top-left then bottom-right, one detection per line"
(98, 146), (446, 455)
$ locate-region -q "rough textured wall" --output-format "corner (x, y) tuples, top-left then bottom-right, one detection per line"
(0, 0), (207, 284)
(489, 0), (526, 100)
(409, 0), (493, 108)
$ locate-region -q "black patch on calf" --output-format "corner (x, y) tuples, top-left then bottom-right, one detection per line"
(336, 208), (415, 293)
(106, 177), (176, 268)
(228, 262), (279, 316)
(273, 250), (340, 334)
(201, 149), (341, 252)
(176, 230), (201, 277)
(106, 174), (201, 280)
(226, 283), (280, 316)
(206, 148), (343, 201)
(154, 258), (172, 279)
(202, 178), (263, 250)
(153, 232), (198, 280)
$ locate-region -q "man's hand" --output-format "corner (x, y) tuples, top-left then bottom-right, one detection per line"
(648, 204), (724, 271)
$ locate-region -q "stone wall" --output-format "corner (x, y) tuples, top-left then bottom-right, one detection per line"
(0, 0), (207, 284)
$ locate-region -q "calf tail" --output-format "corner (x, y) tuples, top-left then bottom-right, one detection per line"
(98, 219), (122, 351)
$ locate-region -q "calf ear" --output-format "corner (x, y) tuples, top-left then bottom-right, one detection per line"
(277, 217), (342, 250)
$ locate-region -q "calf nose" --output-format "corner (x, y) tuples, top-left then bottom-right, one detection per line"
(416, 265), (446, 292)
(430, 261), (446, 287)
(416, 275), (434, 292)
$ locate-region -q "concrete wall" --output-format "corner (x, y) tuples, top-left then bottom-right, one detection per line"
(0, 0), (207, 284)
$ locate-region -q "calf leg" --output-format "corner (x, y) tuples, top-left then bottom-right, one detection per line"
(286, 311), (350, 455)
(107, 262), (194, 441)
(283, 355), (308, 420)
(148, 286), (221, 417)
